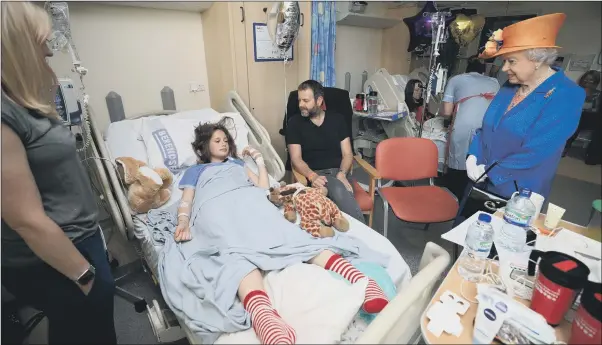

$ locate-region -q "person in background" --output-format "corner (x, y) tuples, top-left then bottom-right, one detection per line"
(441, 56), (500, 198)
(466, 13), (585, 201)
(287, 80), (366, 224)
(405, 79), (432, 123)
(489, 56), (510, 86)
(1, 2), (116, 344)
(564, 69), (601, 158)
(584, 103), (602, 165)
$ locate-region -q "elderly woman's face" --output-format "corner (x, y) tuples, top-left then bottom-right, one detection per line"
(501, 51), (537, 85)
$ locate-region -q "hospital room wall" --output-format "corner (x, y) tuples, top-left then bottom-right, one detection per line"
(48, 3), (212, 132)
(406, 2), (601, 81)
(335, 5), (419, 96)
(335, 26), (383, 96)
(202, 1), (312, 162)
(459, 1), (602, 82)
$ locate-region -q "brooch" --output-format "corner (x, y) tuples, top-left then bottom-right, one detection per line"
(545, 88), (555, 98)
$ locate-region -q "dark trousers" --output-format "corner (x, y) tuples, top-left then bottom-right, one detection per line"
(2, 230), (117, 344)
(586, 123), (602, 165)
(443, 168), (471, 200)
(566, 111), (600, 150)
(311, 168), (366, 224)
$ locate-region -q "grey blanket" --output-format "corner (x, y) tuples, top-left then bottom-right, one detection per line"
(156, 162), (389, 344)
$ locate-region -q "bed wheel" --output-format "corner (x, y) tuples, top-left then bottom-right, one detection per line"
(135, 300), (148, 313)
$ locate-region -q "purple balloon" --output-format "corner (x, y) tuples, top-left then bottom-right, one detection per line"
(403, 1), (455, 52)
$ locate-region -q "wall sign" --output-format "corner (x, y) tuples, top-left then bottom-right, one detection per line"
(568, 54), (595, 73)
(253, 23), (294, 62)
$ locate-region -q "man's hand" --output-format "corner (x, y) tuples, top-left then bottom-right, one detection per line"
(242, 146), (264, 166)
(175, 222), (192, 242)
(311, 175), (328, 188)
(336, 172), (353, 192)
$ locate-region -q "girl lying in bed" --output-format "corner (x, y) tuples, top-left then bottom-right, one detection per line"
(171, 120), (390, 344)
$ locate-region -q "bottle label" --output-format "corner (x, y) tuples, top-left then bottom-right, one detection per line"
(503, 209), (531, 227)
(468, 241), (493, 259)
(475, 241), (493, 258)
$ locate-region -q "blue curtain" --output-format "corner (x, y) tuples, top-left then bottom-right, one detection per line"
(310, 1), (336, 87)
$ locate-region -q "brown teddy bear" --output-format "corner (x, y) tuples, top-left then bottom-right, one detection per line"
(268, 183), (349, 238)
(115, 157), (173, 214)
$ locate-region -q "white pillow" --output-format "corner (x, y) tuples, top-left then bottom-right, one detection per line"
(215, 263), (366, 344)
(140, 115), (250, 172)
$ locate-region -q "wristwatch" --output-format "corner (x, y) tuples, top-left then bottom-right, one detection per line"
(75, 264), (96, 286)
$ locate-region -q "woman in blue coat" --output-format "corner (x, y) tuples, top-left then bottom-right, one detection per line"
(466, 13), (585, 200)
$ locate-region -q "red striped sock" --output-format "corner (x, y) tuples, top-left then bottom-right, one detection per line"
(325, 254), (389, 313)
(243, 290), (296, 344)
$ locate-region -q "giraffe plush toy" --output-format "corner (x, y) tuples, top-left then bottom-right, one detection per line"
(268, 183), (350, 238)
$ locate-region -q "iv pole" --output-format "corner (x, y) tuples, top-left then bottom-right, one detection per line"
(418, 10), (450, 138)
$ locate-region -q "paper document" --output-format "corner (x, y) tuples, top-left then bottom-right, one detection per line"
(441, 211), (505, 247)
(535, 229), (601, 281)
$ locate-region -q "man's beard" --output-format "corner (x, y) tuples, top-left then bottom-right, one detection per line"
(301, 105), (320, 117)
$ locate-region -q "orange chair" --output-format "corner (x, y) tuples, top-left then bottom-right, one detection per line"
(292, 155), (380, 227)
(374, 137), (459, 237)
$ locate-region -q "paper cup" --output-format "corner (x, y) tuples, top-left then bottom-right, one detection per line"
(544, 203), (566, 230)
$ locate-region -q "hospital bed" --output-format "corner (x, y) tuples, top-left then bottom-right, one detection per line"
(87, 89), (449, 344)
(360, 68), (449, 171)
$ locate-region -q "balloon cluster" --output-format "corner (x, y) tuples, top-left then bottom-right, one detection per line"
(403, 1), (454, 54)
(267, 1), (301, 56)
(450, 14), (485, 47)
(404, 1), (485, 54)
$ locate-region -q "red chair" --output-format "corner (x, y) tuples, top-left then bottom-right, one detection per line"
(374, 137), (459, 237)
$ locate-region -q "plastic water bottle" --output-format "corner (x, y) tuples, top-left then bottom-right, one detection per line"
(494, 188), (536, 298)
(458, 213), (495, 281)
(496, 188), (536, 253)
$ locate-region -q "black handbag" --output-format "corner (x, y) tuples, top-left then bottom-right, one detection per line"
(454, 161), (509, 226)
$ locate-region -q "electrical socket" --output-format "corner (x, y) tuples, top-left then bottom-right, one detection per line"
(189, 82), (206, 93)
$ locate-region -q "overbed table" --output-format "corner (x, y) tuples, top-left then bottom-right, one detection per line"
(420, 213), (586, 344)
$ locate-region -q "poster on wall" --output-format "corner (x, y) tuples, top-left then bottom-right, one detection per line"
(253, 23), (294, 62)
(568, 54), (595, 72)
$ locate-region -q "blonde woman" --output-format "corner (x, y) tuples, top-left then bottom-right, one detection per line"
(1, 2), (116, 344)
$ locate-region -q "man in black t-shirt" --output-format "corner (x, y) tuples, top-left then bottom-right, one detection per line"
(286, 80), (365, 223)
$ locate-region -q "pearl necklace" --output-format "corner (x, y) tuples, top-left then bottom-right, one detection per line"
(518, 67), (555, 97)
(507, 67), (554, 111)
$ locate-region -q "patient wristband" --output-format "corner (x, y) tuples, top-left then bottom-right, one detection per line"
(178, 213), (190, 220)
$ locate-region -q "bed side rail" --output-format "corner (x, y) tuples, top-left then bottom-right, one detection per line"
(88, 106), (136, 240)
(224, 90), (285, 182)
(354, 242), (450, 344)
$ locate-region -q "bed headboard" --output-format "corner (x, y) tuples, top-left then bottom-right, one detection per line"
(102, 87), (285, 182)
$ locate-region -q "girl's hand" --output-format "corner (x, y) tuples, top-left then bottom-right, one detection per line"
(175, 222), (192, 242)
(242, 146), (264, 166)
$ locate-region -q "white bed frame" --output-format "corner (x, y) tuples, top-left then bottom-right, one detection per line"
(89, 90), (284, 242)
(87, 90), (449, 344)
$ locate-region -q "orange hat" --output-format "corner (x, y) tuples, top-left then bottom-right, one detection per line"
(479, 13), (566, 59)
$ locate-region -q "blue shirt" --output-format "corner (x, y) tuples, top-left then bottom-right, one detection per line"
(468, 67), (585, 200)
(443, 73), (500, 170)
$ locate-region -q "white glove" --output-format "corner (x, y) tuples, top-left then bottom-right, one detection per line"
(242, 146), (264, 166)
(476, 164), (488, 183)
(466, 155), (488, 183)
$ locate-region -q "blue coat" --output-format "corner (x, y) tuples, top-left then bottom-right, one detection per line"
(468, 68), (585, 200)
